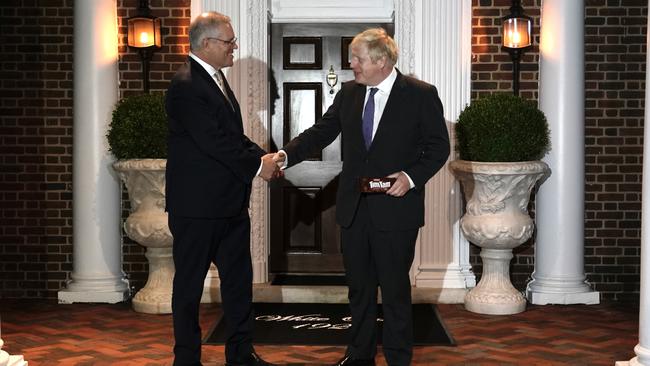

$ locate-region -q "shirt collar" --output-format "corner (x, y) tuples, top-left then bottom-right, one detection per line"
(189, 52), (219, 77)
(367, 67), (397, 95)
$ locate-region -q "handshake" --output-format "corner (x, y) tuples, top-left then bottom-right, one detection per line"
(259, 151), (286, 181)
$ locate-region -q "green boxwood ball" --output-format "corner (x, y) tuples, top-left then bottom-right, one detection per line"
(455, 93), (550, 162)
(107, 93), (167, 160)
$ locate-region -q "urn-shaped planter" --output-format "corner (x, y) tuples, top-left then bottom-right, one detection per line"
(450, 160), (549, 315)
(113, 159), (173, 314)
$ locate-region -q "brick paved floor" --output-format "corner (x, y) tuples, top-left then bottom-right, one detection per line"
(0, 299), (639, 365)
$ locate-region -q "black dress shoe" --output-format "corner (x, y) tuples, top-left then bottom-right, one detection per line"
(332, 354), (376, 366)
(225, 351), (275, 366)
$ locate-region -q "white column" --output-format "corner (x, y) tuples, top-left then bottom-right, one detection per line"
(58, 0), (130, 304)
(396, 0), (474, 299)
(616, 2), (650, 364)
(526, 0), (598, 305)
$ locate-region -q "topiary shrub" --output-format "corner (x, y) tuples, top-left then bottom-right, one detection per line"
(455, 93), (550, 162)
(107, 93), (167, 160)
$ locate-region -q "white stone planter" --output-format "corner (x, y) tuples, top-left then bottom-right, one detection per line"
(450, 160), (550, 315)
(113, 159), (173, 314)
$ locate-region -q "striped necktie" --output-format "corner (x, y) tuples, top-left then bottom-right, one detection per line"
(213, 71), (233, 108)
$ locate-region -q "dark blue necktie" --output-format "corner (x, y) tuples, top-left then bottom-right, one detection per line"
(362, 87), (379, 149)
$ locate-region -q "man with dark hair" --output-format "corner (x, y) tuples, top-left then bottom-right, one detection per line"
(165, 11), (277, 366)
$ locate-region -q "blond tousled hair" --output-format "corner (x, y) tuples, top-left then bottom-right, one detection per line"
(350, 28), (398, 65)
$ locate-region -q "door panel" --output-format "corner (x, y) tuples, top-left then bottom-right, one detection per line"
(269, 23), (391, 275)
(283, 82), (322, 160)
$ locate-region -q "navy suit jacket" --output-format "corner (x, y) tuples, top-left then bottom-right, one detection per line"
(283, 70), (450, 230)
(165, 58), (265, 218)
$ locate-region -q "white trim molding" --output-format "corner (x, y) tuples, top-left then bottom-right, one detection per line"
(270, 0), (393, 23)
(59, 0), (129, 305)
(397, 0), (474, 295)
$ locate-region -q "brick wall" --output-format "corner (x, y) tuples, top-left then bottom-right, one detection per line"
(0, 0), (646, 301)
(0, 0), (74, 298)
(0, 0), (189, 298)
(583, 0), (646, 302)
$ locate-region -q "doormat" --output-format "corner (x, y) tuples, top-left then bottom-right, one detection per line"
(270, 274), (347, 286)
(204, 303), (455, 346)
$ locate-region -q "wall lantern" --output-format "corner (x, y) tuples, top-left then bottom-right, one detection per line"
(502, 0), (532, 96)
(127, 0), (161, 93)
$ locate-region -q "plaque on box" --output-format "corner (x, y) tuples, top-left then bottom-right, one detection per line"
(359, 177), (396, 193)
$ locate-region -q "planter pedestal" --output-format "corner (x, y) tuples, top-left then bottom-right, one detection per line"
(450, 160), (549, 315)
(130, 246), (173, 314)
(464, 248), (525, 314)
(113, 159), (173, 314)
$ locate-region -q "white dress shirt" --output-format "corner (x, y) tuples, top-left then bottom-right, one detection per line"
(363, 67), (397, 141)
(189, 52), (228, 96)
(360, 68), (414, 188)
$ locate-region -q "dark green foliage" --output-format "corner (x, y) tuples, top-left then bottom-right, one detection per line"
(107, 93), (167, 159)
(455, 93), (551, 162)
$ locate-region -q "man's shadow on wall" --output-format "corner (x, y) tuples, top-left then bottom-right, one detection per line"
(228, 57), (338, 236)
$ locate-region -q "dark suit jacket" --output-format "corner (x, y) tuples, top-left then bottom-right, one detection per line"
(165, 57), (265, 218)
(283, 70), (450, 231)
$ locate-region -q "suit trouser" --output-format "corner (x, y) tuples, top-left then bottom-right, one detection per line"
(169, 213), (254, 366)
(341, 197), (418, 366)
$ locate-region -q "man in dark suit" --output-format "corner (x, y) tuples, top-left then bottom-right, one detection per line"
(165, 12), (277, 366)
(276, 28), (450, 366)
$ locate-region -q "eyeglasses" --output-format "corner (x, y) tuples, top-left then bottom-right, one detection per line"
(205, 37), (238, 46)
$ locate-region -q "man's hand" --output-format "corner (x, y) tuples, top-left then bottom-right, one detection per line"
(260, 153), (282, 181)
(385, 171), (411, 197)
(272, 151), (286, 168)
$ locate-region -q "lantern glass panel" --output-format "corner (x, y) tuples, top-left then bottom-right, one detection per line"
(128, 17), (155, 48)
(502, 17), (531, 48)
(153, 18), (161, 48)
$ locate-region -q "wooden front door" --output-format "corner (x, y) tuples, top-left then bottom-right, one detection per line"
(269, 23), (390, 275)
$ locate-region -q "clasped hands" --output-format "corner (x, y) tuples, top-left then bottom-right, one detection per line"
(259, 152), (286, 181)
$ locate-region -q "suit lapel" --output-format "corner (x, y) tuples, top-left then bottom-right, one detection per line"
(353, 84), (368, 150)
(215, 70), (243, 132)
(189, 58), (243, 132)
(189, 58), (221, 96)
